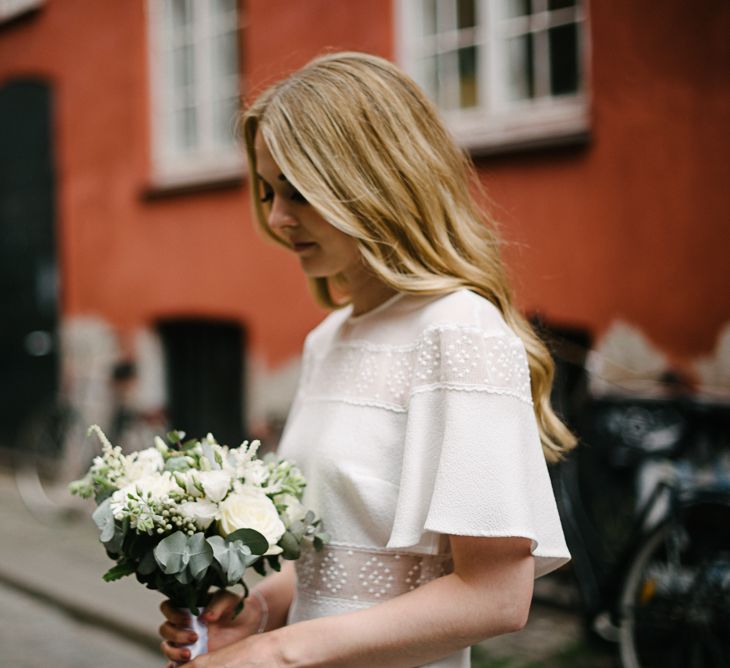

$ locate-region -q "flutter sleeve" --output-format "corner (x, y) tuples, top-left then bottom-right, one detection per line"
(386, 325), (570, 578)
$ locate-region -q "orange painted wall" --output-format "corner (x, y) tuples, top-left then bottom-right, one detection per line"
(482, 0), (730, 361)
(1, 0), (727, 370)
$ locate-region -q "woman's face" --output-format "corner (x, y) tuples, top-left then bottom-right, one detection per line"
(254, 133), (362, 280)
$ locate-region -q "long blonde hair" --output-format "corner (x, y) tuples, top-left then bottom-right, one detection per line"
(242, 52), (576, 462)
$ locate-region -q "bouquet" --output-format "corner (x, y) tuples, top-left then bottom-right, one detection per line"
(70, 426), (327, 659)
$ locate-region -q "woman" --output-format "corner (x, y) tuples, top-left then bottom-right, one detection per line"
(160, 51), (574, 668)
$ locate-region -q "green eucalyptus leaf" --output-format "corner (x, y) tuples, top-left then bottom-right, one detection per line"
(105, 521), (126, 554)
(137, 550), (157, 576)
(279, 531), (300, 560)
(175, 569), (193, 584)
(225, 528), (268, 555)
(188, 533), (214, 581)
(92, 498), (115, 543)
(226, 550), (245, 583)
(266, 555), (282, 572)
(153, 531), (188, 575)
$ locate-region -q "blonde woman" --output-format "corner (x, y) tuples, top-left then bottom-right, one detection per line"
(159, 51), (574, 668)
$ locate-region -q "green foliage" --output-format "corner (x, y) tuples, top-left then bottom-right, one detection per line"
(102, 560), (136, 582)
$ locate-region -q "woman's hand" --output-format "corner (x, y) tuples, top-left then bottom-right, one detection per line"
(159, 589), (266, 666)
(169, 631), (282, 668)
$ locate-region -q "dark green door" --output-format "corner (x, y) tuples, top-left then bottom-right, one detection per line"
(157, 318), (246, 446)
(0, 79), (59, 448)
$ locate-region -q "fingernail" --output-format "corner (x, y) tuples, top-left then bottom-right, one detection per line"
(182, 649), (191, 660)
(187, 633), (198, 643)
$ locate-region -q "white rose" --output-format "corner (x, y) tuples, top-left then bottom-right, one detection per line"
(275, 493), (307, 528)
(121, 448), (164, 485)
(134, 471), (177, 501)
(198, 470), (232, 503)
(218, 486), (285, 555)
(179, 499), (219, 530)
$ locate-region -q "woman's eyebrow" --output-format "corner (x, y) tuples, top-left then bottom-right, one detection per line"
(256, 173), (289, 184)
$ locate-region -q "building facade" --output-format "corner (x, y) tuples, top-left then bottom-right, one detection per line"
(1, 0), (728, 446)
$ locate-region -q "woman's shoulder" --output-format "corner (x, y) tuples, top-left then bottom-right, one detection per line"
(303, 305), (352, 353)
(337, 288), (520, 348)
(414, 289), (515, 338)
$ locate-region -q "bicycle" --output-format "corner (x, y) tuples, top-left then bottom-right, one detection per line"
(550, 369), (730, 667)
(14, 359), (167, 523)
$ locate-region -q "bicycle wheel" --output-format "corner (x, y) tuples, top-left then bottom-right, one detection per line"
(14, 400), (91, 522)
(618, 502), (730, 668)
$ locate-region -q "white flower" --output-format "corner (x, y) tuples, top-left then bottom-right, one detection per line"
(122, 448), (164, 485)
(198, 470), (232, 503)
(180, 470), (203, 497)
(275, 493), (306, 528)
(179, 499), (219, 530)
(218, 486), (285, 555)
(242, 459), (269, 486)
(134, 471), (178, 500)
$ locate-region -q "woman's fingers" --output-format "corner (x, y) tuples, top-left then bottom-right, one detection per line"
(159, 620), (199, 645)
(160, 599), (190, 625)
(160, 639), (192, 664)
(202, 589), (240, 622)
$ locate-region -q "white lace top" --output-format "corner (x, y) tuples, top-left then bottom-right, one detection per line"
(278, 289), (570, 667)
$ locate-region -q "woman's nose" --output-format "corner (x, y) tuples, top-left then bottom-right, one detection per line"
(268, 199), (298, 232)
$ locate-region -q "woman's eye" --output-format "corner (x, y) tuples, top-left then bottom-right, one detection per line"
(290, 189), (308, 205)
(259, 184), (274, 204)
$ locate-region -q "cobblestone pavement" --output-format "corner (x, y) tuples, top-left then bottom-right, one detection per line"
(473, 602), (619, 667)
(0, 582), (162, 668)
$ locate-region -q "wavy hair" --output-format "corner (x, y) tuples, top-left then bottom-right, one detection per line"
(242, 52), (575, 462)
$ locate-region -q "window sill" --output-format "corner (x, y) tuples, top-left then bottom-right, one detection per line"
(445, 97), (591, 157)
(142, 161), (246, 200)
(142, 173), (245, 201)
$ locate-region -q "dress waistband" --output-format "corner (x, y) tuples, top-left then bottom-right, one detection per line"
(295, 543), (453, 604)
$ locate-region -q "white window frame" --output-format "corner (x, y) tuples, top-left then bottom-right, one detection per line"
(396, 0), (591, 153)
(146, 0), (245, 190)
(0, 0), (43, 23)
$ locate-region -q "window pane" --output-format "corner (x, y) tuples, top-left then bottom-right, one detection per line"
(173, 44), (195, 88)
(458, 46), (478, 108)
(213, 31), (238, 79)
(548, 0), (575, 10)
(417, 54), (439, 102)
(169, 0), (192, 30)
(174, 107), (197, 152)
(549, 23), (578, 95)
(457, 0), (476, 29)
(423, 0), (438, 35)
(505, 33), (534, 100)
(501, 0), (532, 19)
(439, 51), (459, 110)
(213, 96), (238, 146)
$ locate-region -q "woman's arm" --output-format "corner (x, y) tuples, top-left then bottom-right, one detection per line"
(183, 535), (534, 668)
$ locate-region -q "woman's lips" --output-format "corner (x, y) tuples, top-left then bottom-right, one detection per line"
(292, 242), (317, 253)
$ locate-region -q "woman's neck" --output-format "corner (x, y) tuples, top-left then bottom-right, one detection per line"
(344, 265), (398, 317)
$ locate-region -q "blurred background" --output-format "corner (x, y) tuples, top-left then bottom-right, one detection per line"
(0, 1), (728, 666)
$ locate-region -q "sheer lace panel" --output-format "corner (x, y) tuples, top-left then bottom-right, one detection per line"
(295, 543), (453, 603)
(301, 326), (532, 412)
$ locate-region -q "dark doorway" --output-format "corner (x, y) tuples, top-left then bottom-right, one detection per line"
(157, 318), (246, 446)
(0, 79), (59, 449)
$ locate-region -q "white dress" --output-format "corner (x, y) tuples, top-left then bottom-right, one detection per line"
(277, 289), (570, 668)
